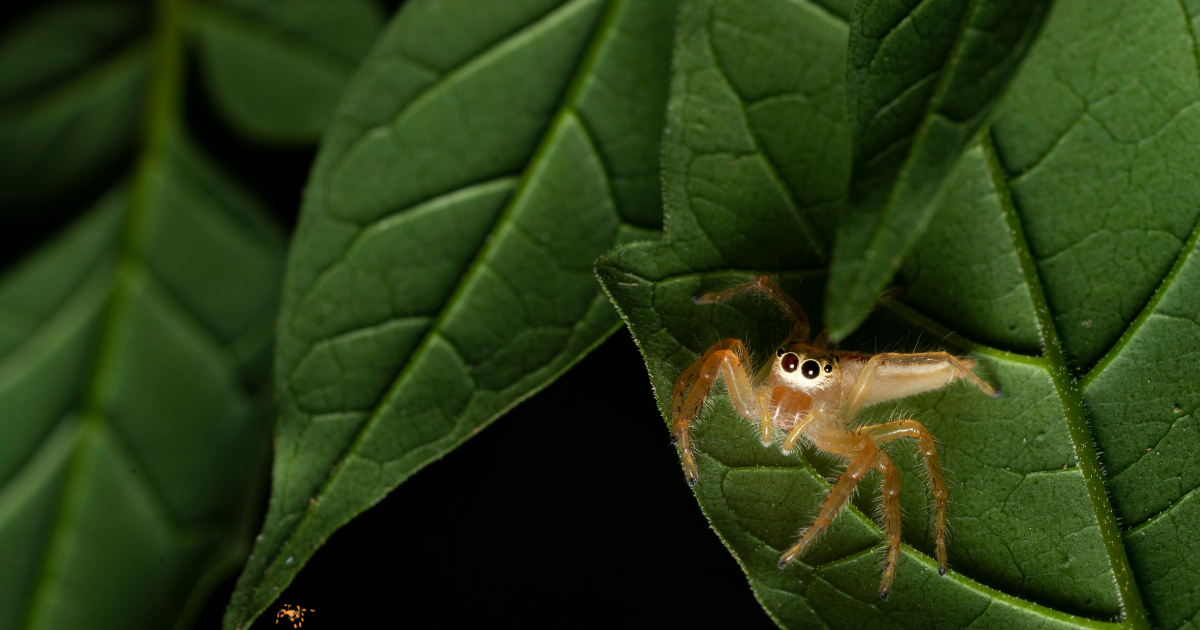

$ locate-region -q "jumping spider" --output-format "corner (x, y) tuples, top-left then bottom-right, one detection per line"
(672, 276), (997, 600)
(276, 604), (312, 628)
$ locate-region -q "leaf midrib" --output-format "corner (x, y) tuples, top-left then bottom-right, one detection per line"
(980, 130), (1150, 630)
(259, 0), (634, 590)
(19, 0), (192, 626)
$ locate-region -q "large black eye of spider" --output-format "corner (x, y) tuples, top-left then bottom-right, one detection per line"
(801, 360), (821, 379)
(781, 353), (800, 372)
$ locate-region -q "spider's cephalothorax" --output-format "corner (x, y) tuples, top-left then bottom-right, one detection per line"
(672, 276), (996, 601)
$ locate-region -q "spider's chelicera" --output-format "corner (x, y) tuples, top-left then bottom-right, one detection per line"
(672, 276), (997, 601)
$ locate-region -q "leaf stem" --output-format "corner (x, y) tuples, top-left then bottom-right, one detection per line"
(981, 130), (1150, 630)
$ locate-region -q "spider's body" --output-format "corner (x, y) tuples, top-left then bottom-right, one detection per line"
(672, 276), (997, 600)
(276, 604), (312, 628)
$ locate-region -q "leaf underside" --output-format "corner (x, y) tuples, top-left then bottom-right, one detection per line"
(599, 0), (1200, 628)
(223, 0), (679, 626)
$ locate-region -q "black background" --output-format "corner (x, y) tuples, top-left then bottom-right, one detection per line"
(2, 1), (779, 627)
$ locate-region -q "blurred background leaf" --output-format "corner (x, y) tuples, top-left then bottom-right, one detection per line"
(0, 1), (147, 213)
(189, 0), (384, 143)
(0, 0), (381, 627)
(598, 0), (1199, 627)
(223, 0), (680, 625)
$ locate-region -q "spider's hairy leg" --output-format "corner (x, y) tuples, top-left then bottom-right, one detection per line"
(865, 419), (949, 576)
(875, 450), (902, 601)
(779, 431), (876, 567)
(672, 339), (758, 482)
(841, 352), (997, 421)
(695, 275), (811, 342)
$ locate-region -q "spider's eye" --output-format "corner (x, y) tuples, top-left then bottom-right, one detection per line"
(824, 363), (833, 373)
(781, 353), (800, 372)
(777, 347), (785, 356)
(801, 360), (821, 379)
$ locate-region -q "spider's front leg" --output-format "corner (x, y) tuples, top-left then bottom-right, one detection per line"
(841, 351), (997, 421)
(672, 339), (759, 482)
(875, 449), (902, 599)
(777, 427), (905, 601)
(778, 428), (876, 566)
(865, 419), (950, 576)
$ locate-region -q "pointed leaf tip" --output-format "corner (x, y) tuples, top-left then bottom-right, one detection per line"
(824, 0), (1055, 339)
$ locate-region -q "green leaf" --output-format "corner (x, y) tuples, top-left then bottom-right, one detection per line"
(599, 0), (1200, 627)
(822, 0), (1053, 339)
(0, 0), (362, 626)
(0, 129), (285, 628)
(0, 1), (148, 211)
(188, 0), (385, 144)
(223, 0), (678, 625)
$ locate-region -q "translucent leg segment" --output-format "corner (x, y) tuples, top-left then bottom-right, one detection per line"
(866, 419), (950, 575)
(779, 432), (877, 567)
(876, 451), (902, 600)
(671, 339), (758, 482)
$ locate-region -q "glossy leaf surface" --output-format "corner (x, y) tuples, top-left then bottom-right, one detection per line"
(823, 0), (1053, 339)
(223, 0), (678, 626)
(599, 0), (1199, 627)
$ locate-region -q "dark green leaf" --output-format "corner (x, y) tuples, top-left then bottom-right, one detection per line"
(822, 0), (1053, 339)
(599, 0), (1197, 627)
(0, 1), (147, 211)
(223, 0), (678, 626)
(0, 129), (284, 629)
(188, 0), (384, 144)
(0, 0), (359, 626)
